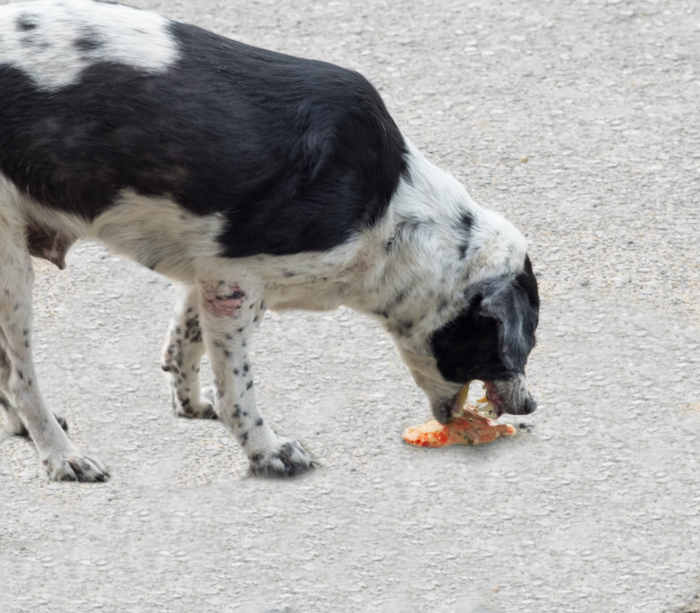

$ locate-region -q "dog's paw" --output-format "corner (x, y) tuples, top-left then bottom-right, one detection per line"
(42, 451), (110, 483)
(171, 388), (218, 420)
(248, 439), (317, 478)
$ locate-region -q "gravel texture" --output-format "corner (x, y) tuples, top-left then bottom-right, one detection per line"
(1, 1), (698, 612)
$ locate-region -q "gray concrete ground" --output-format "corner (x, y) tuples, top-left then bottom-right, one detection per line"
(1, 0), (699, 611)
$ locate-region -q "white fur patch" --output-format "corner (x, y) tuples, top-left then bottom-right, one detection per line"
(89, 190), (225, 280)
(357, 142), (528, 338)
(218, 239), (365, 312)
(387, 142), (528, 283)
(0, 0), (178, 90)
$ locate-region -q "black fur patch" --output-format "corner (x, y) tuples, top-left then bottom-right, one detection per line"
(430, 256), (539, 383)
(0, 12), (407, 258)
(73, 28), (103, 52)
(460, 212), (473, 232)
(518, 255), (540, 311)
(430, 297), (506, 383)
(457, 213), (473, 258)
(16, 14), (38, 31)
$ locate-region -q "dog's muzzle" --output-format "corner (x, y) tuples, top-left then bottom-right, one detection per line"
(485, 377), (537, 416)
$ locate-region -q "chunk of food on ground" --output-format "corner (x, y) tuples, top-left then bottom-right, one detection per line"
(402, 413), (516, 447)
(402, 382), (516, 447)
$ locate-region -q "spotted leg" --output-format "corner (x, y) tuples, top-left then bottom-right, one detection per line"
(0, 393), (24, 435)
(197, 277), (315, 477)
(0, 232), (108, 481)
(1, 342), (68, 436)
(161, 285), (217, 419)
(0, 345), (25, 434)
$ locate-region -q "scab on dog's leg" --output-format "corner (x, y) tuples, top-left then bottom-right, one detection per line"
(0, 244), (108, 482)
(197, 279), (315, 477)
(162, 285), (216, 419)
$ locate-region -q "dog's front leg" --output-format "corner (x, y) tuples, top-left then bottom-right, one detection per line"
(197, 279), (315, 477)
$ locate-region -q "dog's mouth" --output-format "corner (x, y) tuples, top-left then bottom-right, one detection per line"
(433, 380), (515, 424)
(453, 380), (506, 418)
(433, 377), (535, 423)
(433, 381), (504, 423)
(483, 381), (505, 416)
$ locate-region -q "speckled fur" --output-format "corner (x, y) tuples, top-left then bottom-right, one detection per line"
(0, 193), (108, 480)
(161, 286), (215, 419)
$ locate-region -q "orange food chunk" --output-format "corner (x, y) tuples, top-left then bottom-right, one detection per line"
(402, 410), (516, 448)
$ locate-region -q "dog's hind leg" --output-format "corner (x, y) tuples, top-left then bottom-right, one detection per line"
(0, 345), (25, 435)
(0, 225), (108, 481)
(1, 345), (68, 436)
(0, 392), (25, 436)
(161, 285), (217, 419)
(196, 275), (316, 477)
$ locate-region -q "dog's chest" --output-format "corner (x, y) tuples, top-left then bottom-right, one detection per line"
(248, 241), (373, 312)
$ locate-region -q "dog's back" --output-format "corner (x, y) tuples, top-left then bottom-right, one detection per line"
(0, 0), (407, 263)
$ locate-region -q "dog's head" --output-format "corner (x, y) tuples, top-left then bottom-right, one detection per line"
(397, 255), (539, 423)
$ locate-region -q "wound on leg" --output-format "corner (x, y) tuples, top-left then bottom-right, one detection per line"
(200, 281), (246, 317)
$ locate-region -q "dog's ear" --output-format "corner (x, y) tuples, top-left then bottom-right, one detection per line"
(478, 265), (539, 373)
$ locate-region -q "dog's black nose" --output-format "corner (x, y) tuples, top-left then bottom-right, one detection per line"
(521, 395), (537, 415)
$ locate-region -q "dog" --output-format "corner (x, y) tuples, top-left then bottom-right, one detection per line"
(0, 0), (539, 481)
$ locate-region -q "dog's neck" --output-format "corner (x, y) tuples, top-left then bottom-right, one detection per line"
(348, 143), (527, 348)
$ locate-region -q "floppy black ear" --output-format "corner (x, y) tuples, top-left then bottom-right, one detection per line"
(479, 267), (539, 373)
(429, 291), (507, 383)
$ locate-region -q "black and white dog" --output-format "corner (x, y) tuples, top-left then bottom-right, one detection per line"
(0, 0), (539, 481)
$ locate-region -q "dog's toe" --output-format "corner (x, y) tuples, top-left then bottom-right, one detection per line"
(43, 452), (110, 483)
(171, 387), (218, 420)
(249, 439), (317, 478)
(174, 402), (218, 420)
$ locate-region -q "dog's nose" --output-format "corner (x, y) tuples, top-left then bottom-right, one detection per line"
(521, 394), (537, 415)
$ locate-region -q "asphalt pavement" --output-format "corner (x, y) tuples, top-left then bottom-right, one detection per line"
(1, 0), (698, 612)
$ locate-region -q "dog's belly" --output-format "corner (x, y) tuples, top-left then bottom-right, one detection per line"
(87, 190), (224, 281)
(92, 189), (367, 312)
